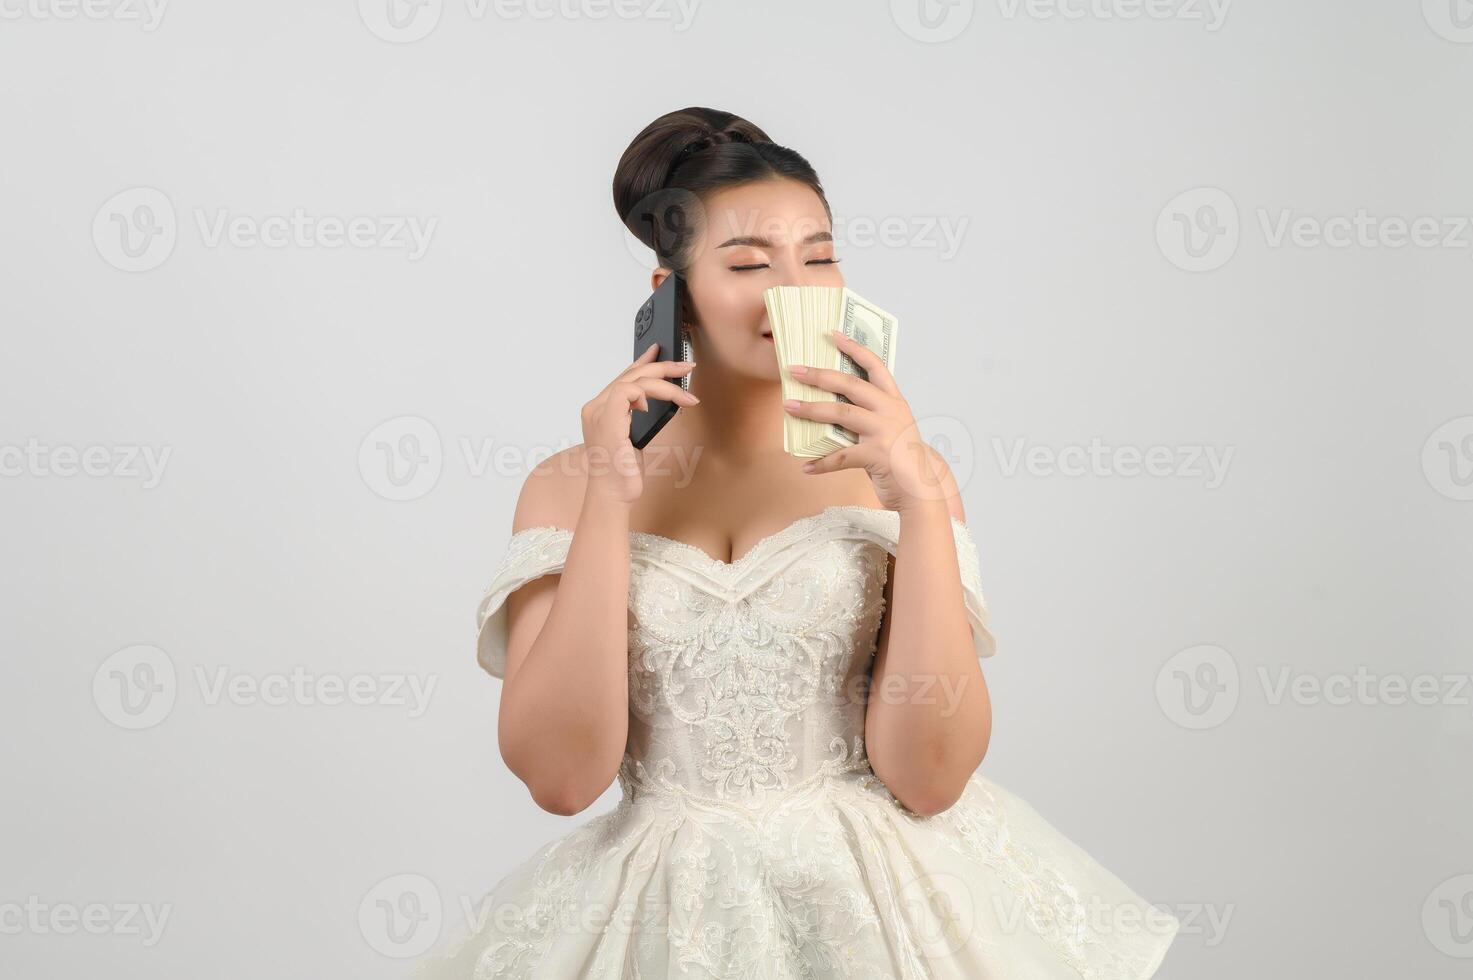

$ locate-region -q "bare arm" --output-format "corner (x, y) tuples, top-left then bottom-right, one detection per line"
(781, 338), (992, 819)
(493, 343), (697, 816)
(496, 467), (634, 816)
(863, 469), (992, 818)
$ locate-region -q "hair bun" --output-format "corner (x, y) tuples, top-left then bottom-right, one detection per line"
(613, 107), (827, 276)
(670, 129), (758, 171)
(613, 108), (774, 254)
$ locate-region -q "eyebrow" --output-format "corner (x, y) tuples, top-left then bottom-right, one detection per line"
(717, 231), (833, 249)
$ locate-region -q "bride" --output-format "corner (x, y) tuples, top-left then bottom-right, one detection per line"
(415, 106), (1181, 979)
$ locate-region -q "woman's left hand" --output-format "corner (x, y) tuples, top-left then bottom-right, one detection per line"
(782, 329), (955, 513)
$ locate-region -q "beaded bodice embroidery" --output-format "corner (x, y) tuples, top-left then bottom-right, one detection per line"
(475, 506), (994, 814)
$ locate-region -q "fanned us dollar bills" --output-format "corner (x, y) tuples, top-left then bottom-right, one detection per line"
(762, 286), (900, 459)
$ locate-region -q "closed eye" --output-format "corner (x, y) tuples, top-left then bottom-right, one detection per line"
(729, 258), (842, 272)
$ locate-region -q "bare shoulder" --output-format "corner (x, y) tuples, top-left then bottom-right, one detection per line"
(498, 446), (588, 688)
(510, 444), (589, 534)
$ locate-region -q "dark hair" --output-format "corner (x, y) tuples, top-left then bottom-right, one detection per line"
(613, 107), (831, 278)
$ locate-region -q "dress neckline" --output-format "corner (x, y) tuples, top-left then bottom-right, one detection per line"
(629, 505), (892, 571)
(512, 505), (904, 572)
(510, 504), (970, 575)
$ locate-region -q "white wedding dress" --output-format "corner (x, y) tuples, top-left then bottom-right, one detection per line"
(416, 505), (1179, 979)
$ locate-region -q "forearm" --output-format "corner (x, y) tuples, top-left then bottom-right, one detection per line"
(499, 493), (632, 813)
(865, 500), (991, 815)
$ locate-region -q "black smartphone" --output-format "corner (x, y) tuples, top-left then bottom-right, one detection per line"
(629, 272), (692, 449)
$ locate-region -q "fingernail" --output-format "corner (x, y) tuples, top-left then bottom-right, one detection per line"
(802, 463), (816, 472)
(783, 399), (800, 411)
(789, 365), (807, 375)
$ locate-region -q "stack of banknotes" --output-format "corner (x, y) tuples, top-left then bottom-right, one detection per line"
(763, 286), (900, 458)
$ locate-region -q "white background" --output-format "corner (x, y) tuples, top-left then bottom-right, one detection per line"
(2, 0), (1471, 977)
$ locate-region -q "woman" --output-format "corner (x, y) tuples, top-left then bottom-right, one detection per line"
(416, 107), (1180, 979)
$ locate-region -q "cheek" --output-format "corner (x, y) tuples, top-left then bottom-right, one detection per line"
(816, 261), (845, 286)
(702, 276), (767, 326)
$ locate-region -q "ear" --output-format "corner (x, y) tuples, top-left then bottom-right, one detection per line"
(651, 268), (698, 333)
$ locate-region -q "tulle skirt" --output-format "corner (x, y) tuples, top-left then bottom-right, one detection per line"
(413, 766), (1180, 979)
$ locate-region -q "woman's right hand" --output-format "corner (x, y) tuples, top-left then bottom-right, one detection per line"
(580, 342), (698, 504)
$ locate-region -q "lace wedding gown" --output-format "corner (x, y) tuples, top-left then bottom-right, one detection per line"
(416, 505), (1179, 979)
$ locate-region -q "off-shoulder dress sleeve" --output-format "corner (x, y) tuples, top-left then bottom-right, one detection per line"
(474, 526), (574, 679)
(843, 507), (997, 660)
(945, 517), (998, 659)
